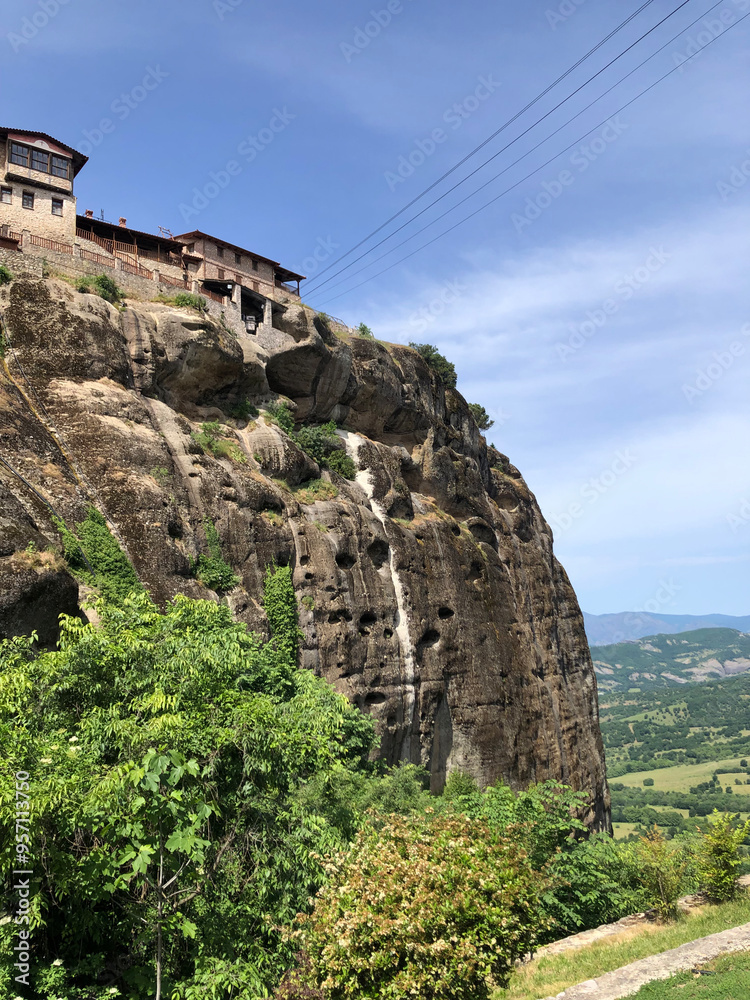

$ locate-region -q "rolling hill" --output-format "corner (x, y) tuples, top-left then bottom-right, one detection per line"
(583, 611), (750, 645)
(591, 627), (750, 693)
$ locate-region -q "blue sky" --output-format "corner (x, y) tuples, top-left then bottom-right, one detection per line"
(2, 0), (748, 615)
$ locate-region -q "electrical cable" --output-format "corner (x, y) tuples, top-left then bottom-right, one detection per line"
(314, 9), (749, 306)
(311, 0), (729, 300)
(305, 0), (689, 292)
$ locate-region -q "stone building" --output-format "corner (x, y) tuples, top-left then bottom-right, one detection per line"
(173, 230), (305, 331)
(0, 127), (306, 326)
(0, 127), (87, 246)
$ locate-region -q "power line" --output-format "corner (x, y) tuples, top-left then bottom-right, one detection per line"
(305, 0), (680, 292)
(311, 0), (728, 300)
(315, 9), (749, 307)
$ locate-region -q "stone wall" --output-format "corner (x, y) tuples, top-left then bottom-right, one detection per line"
(0, 246), (42, 278)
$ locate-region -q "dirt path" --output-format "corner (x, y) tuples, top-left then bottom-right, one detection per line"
(540, 920), (750, 999)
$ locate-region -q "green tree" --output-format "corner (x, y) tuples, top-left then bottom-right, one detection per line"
(408, 343), (458, 388)
(696, 811), (750, 902)
(468, 403), (494, 430)
(0, 569), (375, 998)
(93, 750), (217, 1000)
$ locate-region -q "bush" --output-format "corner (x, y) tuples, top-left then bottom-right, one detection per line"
(290, 812), (551, 999)
(92, 273), (122, 303)
(696, 811), (750, 902)
(0, 264), (13, 285)
(326, 450), (357, 480)
(631, 826), (688, 919)
(468, 403), (494, 430)
(293, 480), (339, 504)
(174, 291), (208, 313)
(408, 342), (458, 388)
(269, 412), (356, 479)
(229, 398), (260, 420)
(266, 400), (296, 435)
(356, 322), (374, 338)
(192, 421), (246, 463)
(193, 518), (239, 593)
(643, 777), (655, 786)
(53, 506), (142, 603)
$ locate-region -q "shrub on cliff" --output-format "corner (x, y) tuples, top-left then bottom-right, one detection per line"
(287, 812), (551, 1000)
(53, 505), (143, 603)
(408, 342), (458, 388)
(468, 403), (494, 430)
(174, 291), (208, 313)
(0, 264), (13, 285)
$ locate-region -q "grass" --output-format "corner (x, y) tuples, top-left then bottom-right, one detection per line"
(495, 895), (750, 1000)
(293, 479), (338, 504)
(613, 822), (641, 840)
(617, 759), (750, 792)
(632, 950), (750, 997)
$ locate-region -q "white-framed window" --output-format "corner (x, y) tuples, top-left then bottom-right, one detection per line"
(51, 198), (64, 217)
(0, 187), (11, 204)
(22, 191), (34, 210)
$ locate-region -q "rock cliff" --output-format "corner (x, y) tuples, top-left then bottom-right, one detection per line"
(0, 277), (610, 827)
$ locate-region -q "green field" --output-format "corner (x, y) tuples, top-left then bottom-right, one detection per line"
(616, 759), (750, 792)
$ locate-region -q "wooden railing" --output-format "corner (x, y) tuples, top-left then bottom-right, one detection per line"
(275, 279), (300, 296)
(159, 272), (189, 288)
(77, 228), (183, 266)
(27, 233), (73, 254)
(119, 258), (153, 279)
(201, 285), (225, 304)
(8, 231), (21, 242)
(80, 248), (114, 268)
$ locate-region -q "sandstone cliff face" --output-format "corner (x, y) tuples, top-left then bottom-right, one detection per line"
(0, 278), (610, 827)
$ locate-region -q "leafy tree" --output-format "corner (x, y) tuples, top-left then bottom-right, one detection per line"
(696, 811), (750, 902)
(408, 343), (458, 388)
(0, 569), (376, 998)
(468, 403), (494, 430)
(355, 323), (373, 338)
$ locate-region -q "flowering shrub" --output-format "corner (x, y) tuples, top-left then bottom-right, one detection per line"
(288, 812), (551, 1000)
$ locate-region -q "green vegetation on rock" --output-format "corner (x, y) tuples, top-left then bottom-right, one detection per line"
(54, 506), (143, 603)
(408, 342), (458, 388)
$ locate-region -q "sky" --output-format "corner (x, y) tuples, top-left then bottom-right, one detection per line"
(2, 0), (748, 616)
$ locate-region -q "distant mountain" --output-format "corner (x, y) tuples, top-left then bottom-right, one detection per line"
(591, 627), (750, 693)
(583, 611), (750, 646)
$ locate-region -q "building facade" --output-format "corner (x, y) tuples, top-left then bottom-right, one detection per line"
(0, 127), (305, 323)
(0, 128), (87, 245)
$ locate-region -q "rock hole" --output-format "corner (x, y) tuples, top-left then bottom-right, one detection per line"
(299, 555), (310, 566)
(383, 627), (394, 639)
(450, 523), (461, 536)
(467, 561), (483, 582)
(367, 538), (390, 569)
(328, 609), (353, 624)
(360, 611), (378, 625)
(336, 552), (357, 570)
(419, 628), (440, 648)
(438, 607), (455, 619)
(365, 692), (387, 707)
(305, 572), (314, 580)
